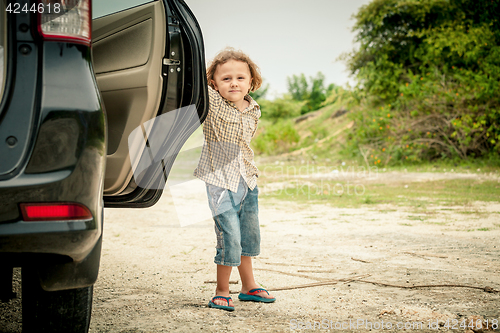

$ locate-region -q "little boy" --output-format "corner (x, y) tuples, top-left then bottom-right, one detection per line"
(194, 48), (275, 311)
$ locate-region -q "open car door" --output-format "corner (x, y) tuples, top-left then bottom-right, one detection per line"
(92, 0), (208, 208)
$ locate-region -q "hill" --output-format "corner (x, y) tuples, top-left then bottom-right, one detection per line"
(252, 103), (354, 164)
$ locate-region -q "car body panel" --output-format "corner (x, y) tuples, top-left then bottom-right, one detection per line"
(0, 0), (207, 292)
(0, 42), (106, 264)
(0, 1), (106, 290)
(0, 24), (38, 176)
(0, 2), (6, 104)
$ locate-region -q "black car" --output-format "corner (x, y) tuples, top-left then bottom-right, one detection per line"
(0, 0), (207, 331)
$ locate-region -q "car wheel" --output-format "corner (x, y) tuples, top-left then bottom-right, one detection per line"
(21, 267), (93, 333)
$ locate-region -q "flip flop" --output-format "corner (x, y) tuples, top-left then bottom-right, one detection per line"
(238, 288), (276, 303)
(208, 296), (235, 311)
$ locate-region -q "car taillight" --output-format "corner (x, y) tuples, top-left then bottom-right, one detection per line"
(37, 0), (91, 46)
(20, 203), (93, 221)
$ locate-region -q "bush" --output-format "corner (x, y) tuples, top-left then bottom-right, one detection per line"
(342, 0), (500, 165)
(347, 66), (500, 166)
(259, 95), (305, 122)
(252, 120), (300, 155)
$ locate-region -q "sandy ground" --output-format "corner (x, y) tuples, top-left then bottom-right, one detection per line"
(1, 172), (499, 333)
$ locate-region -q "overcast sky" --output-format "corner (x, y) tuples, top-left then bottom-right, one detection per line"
(93, 0), (372, 98)
(186, 0), (371, 97)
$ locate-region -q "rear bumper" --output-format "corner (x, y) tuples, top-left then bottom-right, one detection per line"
(0, 129), (105, 263)
(0, 207), (103, 291)
(0, 201), (104, 291)
(0, 219), (99, 262)
(0, 233), (103, 292)
(0, 140), (105, 291)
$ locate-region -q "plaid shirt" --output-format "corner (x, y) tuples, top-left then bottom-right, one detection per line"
(194, 86), (261, 192)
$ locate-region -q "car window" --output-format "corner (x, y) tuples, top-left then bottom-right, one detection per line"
(92, 0), (154, 19)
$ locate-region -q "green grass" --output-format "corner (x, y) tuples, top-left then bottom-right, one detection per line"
(423, 221), (448, 225)
(246, 97), (500, 228)
(363, 196), (376, 204)
(407, 215), (426, 221)
(258, 175), (500, 209)
(177, 94), (500, 213)
(254, 101), (500, 176)
(181, 246), (196, 255)
(457, 210), (489, 217)
(253, 101), (354, 162)
(253, 120), (301, 155)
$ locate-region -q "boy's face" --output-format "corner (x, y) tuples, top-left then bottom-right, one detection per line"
(212, 60), (252, 105)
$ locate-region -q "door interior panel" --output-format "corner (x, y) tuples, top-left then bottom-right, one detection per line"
(92, 1), (166, 196)
(93, 19), (152, 74)
(102, 88), (147, 155)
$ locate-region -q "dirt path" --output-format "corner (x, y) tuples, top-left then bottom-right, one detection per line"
(1, 172), (499, 333)
(87, 173), (499, 333)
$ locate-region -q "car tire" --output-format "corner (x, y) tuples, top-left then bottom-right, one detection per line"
(21, 267), (93, 333)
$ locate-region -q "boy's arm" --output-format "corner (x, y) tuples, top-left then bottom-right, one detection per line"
(250, 107), (262, 139)
(206, 86), (222, 142)
(207, 86), (222, 117)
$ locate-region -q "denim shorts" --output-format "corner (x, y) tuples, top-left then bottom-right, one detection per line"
(205, 176), (260, 266)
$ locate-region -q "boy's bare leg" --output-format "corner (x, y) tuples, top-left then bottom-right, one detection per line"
(238, 256), (275, 299)
(214, 264), (234, 306)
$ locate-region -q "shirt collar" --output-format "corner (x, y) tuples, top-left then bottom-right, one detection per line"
(222, 94), (259, 113)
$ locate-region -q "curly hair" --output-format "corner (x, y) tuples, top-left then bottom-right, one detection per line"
(207, 47), (262, 92)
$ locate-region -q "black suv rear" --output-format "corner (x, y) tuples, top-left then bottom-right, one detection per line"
(0, 0), (207, 331)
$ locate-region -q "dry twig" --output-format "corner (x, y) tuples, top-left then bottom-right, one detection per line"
(264, 262), (322, 268)
(351, 257), (371, 263)
(254, 268), (330, 281)
(229, 274), (371, 294)
(403, 251), (447, 259)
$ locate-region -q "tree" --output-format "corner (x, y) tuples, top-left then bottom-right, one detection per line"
(344, 0), (499, 101)
(287, 73), (309, 102)
(342, 0), (500, 164)
(287, 72), (330, 114)
(308, 72), (328, 111)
